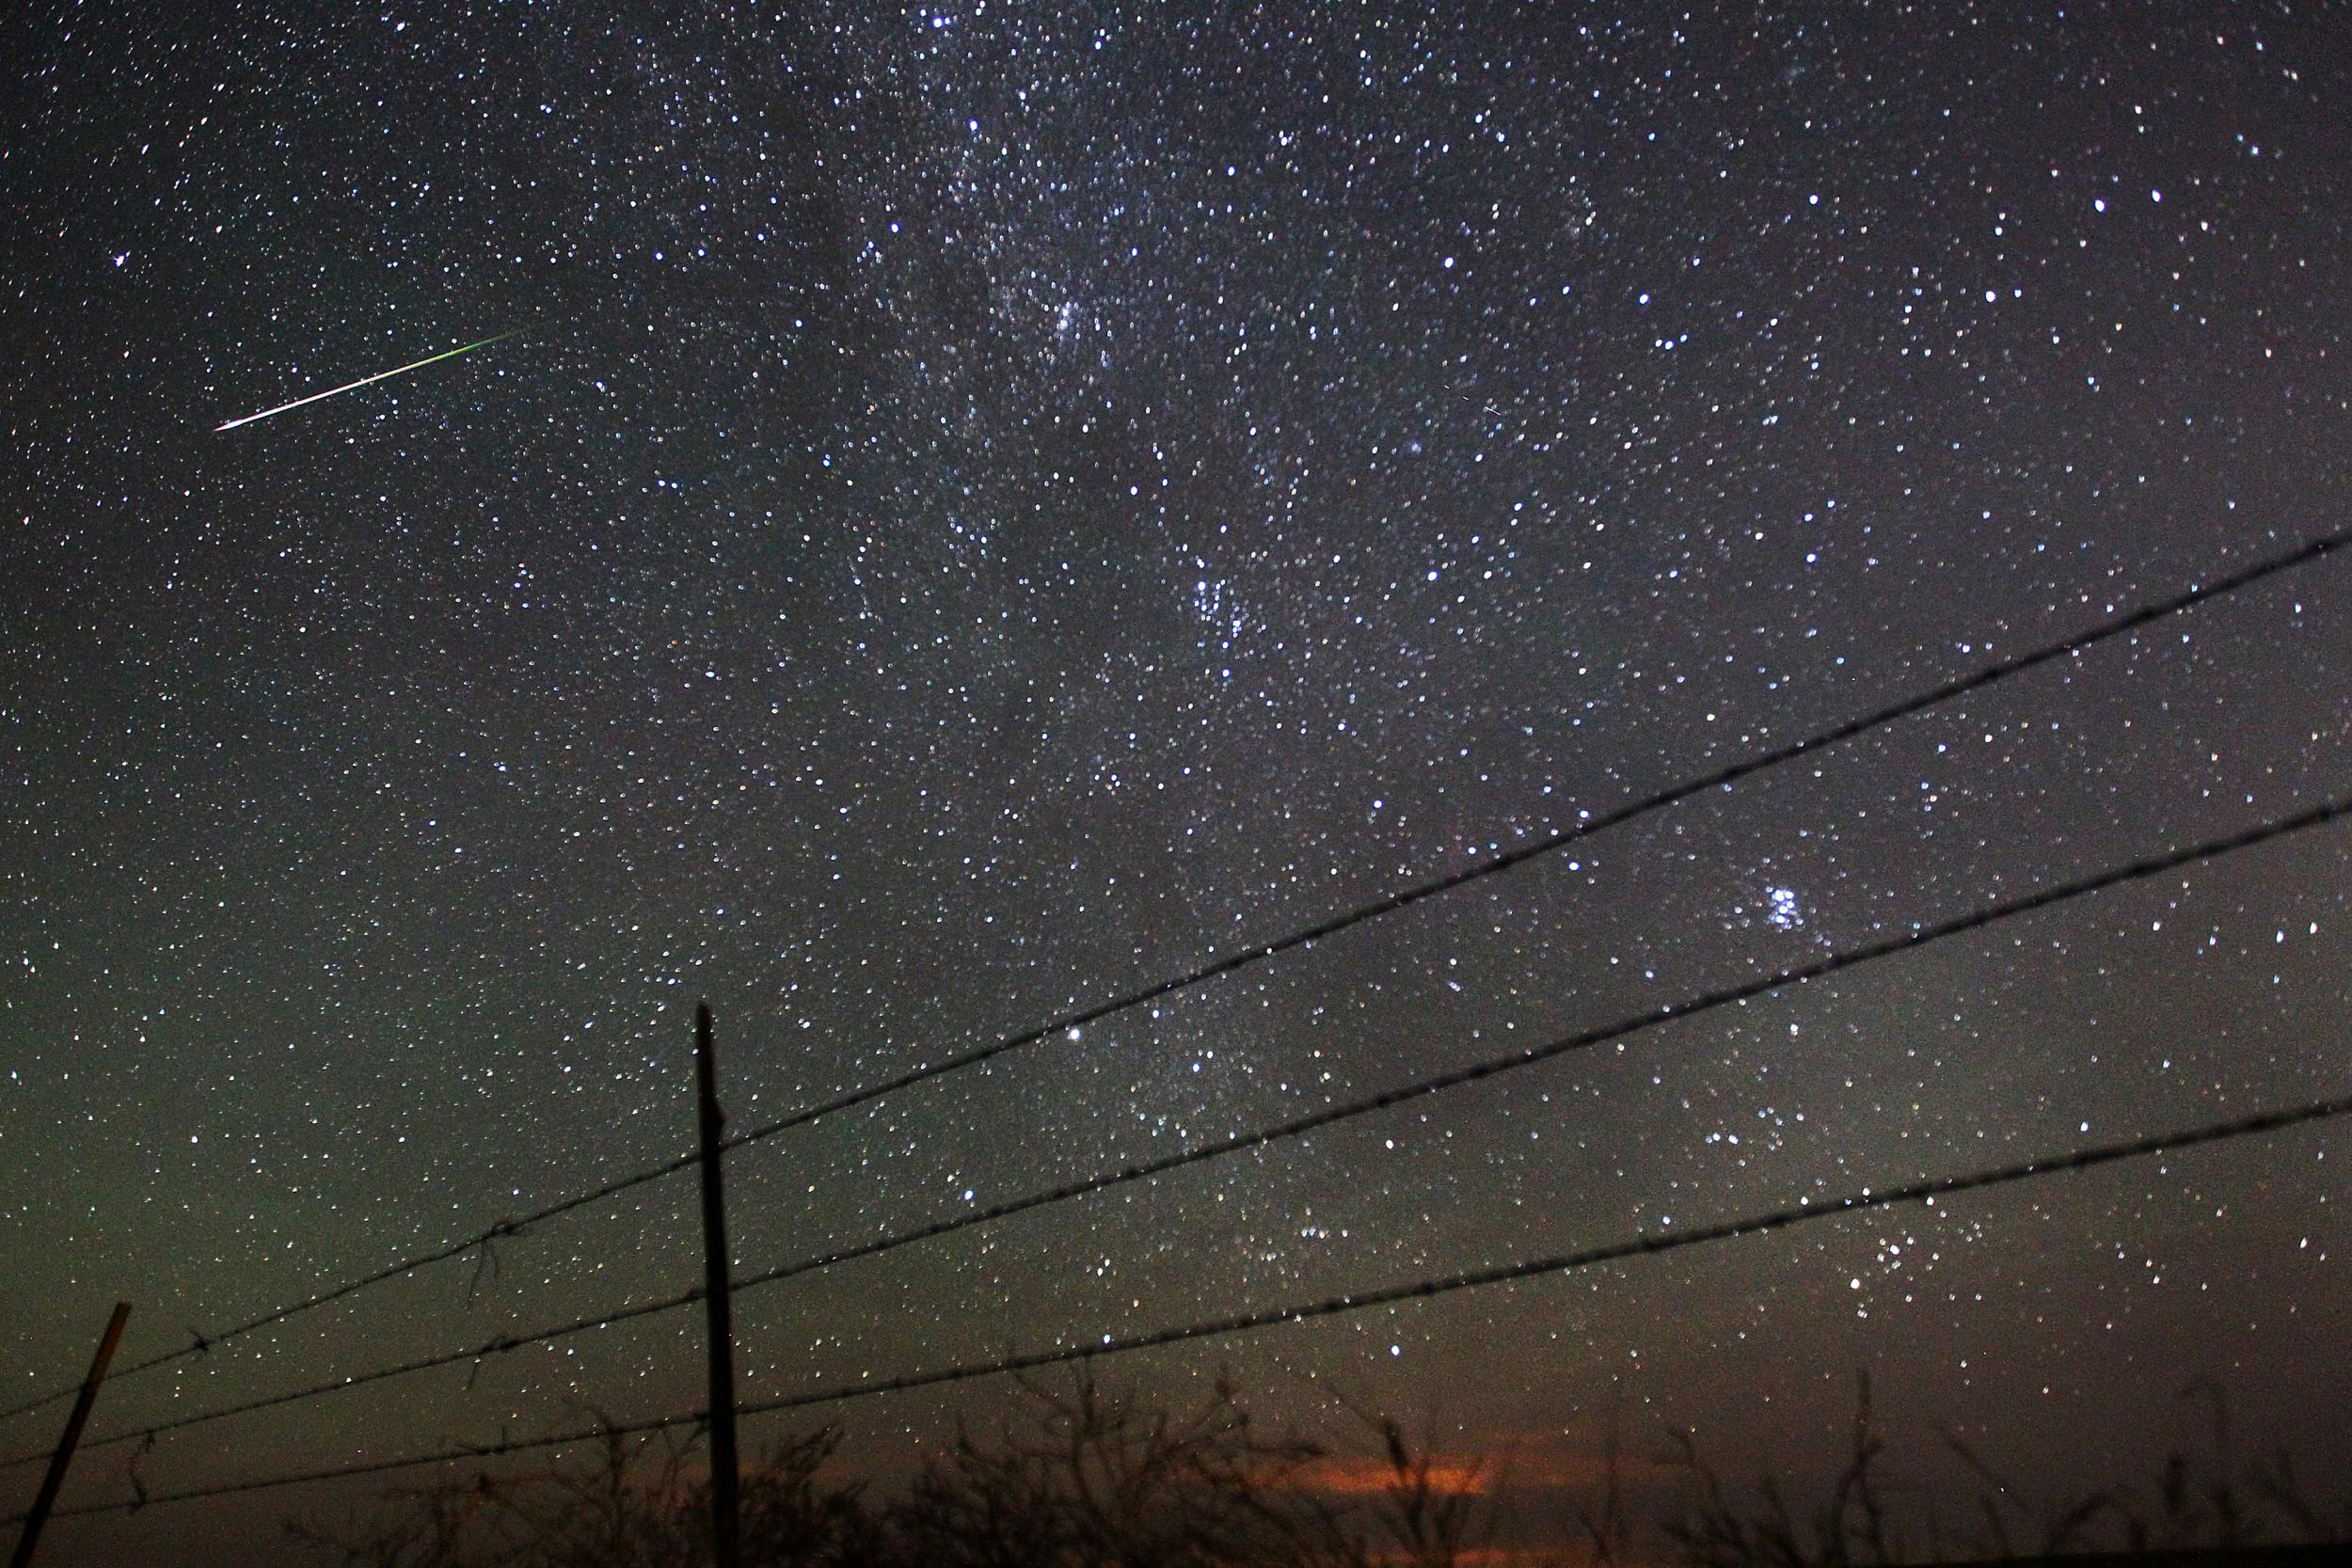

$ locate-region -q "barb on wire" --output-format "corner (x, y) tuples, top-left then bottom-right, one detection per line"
(0, 1154), (701, 1429)
(463, 1336), (521, 1394)
(4, 523), (2343, 1433)
(0, 1288), (711, 1476)
(125, 1430), (155, 1513)
(726, 1091), (2352, 1421)
(705, 523), (2352, 1165)
(465, 1234), (504, 1307)
(24, 1091), (2350, 1524)
(4, 524), (2333, 1438)
(12, 785), (2346, 1478)
(711, 793), (2352, 1307)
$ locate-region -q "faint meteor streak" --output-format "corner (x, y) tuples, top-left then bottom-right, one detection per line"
(213, 325), (536, 432)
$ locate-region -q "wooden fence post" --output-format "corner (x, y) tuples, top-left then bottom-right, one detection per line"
(8, 1300), (132, 1568)
(695, 1003), (741, 1568)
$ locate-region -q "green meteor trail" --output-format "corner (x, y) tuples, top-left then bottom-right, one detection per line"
(213, 325), (536, 432)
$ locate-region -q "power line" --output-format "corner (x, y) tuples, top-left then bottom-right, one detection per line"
(19, 786), (2347, 1471)
(25, 1090), (2351, 1524)
(5, 523), (2340, 1430)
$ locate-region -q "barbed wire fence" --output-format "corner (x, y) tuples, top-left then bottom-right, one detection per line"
(8, 519), (2339, 1433)
(4, 527), (2349, 1541)
(11, 1090), (2349, 1527)
(8, 786), (2347, 1486)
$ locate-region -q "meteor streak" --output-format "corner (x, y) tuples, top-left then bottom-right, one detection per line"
(214, 325), (536, 432)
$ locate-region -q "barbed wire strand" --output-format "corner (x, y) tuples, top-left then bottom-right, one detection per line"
(706, 526), (2352, 1164)
(0, 1177), (693, 1430)
(14, 789), (2346, 1474)
(5, 524), (2343, 1429)
(24, 1090), (2350, 1524)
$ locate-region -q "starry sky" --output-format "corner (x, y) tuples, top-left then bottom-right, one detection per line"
(5, 3), (2352, 1561)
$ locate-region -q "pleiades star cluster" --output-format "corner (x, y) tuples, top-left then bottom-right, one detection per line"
(3, 4), (2349, 1560)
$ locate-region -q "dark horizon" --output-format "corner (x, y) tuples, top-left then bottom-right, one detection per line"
(25, 1361), (2352, 1567)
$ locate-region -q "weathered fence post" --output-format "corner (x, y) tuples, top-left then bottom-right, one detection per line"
(8, 1300), (132, 1568)
(695, 1002), (741, 1568)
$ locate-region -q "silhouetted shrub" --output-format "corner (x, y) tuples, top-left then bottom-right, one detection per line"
(288, 1371), (2348, 1567)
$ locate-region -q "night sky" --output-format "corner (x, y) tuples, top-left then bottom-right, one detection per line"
(5, 3), (2351, 1562)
